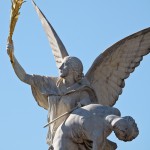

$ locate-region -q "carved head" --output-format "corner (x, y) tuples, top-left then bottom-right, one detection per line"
(113, 116), (139, 142)
(59, 56), (83, 81)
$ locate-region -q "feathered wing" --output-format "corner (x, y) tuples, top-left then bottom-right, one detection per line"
(86, 27), (150, 106)
(32, 0), (69, 68)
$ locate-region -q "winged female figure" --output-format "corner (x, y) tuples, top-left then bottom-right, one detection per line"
(7, 1), (150, 149)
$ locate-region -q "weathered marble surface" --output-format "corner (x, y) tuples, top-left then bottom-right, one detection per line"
(6, 1), (150, 149)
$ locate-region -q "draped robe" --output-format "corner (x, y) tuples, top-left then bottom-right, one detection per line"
(29, 75), (97, 145)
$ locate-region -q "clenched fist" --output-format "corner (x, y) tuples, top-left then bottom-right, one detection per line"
(6, 41), (14, 63)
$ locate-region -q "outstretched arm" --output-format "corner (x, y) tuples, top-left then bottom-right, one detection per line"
(6, 42), (34, 85)
(6, 41), (59, 110)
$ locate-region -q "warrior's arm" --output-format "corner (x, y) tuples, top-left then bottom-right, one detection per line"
(7, 42), (34, 85)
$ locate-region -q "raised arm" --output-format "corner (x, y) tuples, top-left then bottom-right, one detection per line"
(6, 41), (34, 85)
(6, 41), (59, 109)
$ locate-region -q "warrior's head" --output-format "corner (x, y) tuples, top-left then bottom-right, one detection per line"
(59, 56), (84, 82)
(113, 116), (139, 142)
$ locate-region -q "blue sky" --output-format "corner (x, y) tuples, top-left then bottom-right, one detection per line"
(0, 0), (150, 149)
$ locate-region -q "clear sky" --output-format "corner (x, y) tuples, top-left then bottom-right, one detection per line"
(0, 0), (150, 150)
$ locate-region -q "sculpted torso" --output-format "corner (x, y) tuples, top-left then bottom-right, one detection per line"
(47, 82), (96, 144)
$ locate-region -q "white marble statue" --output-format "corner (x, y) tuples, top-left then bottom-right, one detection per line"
(6, 1), (150, 149)
(53, 104), (139, 150)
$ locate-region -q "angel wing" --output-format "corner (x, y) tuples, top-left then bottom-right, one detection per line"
(32, 0), (69, 68)
(86, 27), (150, 106)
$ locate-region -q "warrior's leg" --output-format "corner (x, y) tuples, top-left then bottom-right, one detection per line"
(53, 124), (78, 150)
(53, 136), (78, 150)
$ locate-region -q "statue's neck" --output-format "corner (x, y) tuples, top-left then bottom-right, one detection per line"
(63, 76), (76, 88)
(105, 115), (120, 129)
(57, 76), (76, 94)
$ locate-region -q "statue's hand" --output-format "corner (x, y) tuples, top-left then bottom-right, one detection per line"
(6, 41), (14, 63)
(6, 42), (14, 56)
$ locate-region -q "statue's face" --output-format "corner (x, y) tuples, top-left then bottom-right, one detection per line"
(114, 119), (131, 141)
(59, 61), (70, 78)
(59, 56), (83, 80)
